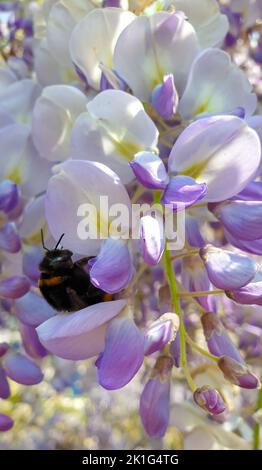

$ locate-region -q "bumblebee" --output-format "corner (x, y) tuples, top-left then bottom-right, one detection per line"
(38, 232), (110, 312)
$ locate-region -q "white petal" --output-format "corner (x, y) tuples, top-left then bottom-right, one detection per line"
(71, 90), (159, 184)
(69, 8), (135, 90)
(32, 85), (87, 161)
(36, 299), (127, 360)
(179, 49), (257, 119)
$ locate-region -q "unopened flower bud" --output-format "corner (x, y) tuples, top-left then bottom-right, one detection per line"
(194, 386), (226, 415)
(218, 356), (260, 389)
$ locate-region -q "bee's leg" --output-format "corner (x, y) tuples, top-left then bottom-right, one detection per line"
(75, 257), (94, 268)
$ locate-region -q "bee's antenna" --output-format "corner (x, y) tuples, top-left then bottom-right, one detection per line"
(41, 229), (49, 251)
(54, 233), (65, 250)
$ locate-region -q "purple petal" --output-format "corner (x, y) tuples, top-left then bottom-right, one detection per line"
(130, 151), (169, 189)
(170, 331), (180, 367)
(139, 356), (173, 438)
(200, 245), (257, 290)
(22, 245), (42, 284)
(36, 300), (126, 360)
(194, 386), (226, 415)
(151, 74), (178, 120)
(0, 180), (19, 213)
(3, 353), (43, 385)
(218, 356), (260, 389)
(168, 116), (261, 202)
(161, 175), (207, 211)
(185, 215), (205, 248)
(90, 239), (134, 294)
(144, 313), (179, 356)
(182, 255), (216, 311)
(140, 215), (165, 266)
(20, 323), (48, 359)
(225, 229), (262, 255)
(97, 315), (145, 390)
(0, 414), (14, 432)
(226, 280), (262, 306)
(140, 378), (170, 438)
(0, 367), (10, 399)
(201, 312), (244, 363)
(0, 275), (30, 299)
(210, 200), (262, 241)
(0, 222), (21, 253)
(0, 342), (9, 358)
(237, 181), (262, 201)
(15, 291), (56, 327)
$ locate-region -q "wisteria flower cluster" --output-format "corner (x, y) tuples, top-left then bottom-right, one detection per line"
(0, 0), (262, 449)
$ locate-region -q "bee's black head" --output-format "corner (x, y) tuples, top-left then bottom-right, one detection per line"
(39, 231), (73, 272)
(39, 249), (74, 272)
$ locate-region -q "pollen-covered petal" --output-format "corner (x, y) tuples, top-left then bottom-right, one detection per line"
(36, 299), (127, 360)
(97, 315), (145, 390)
(168, 116), (261, 202)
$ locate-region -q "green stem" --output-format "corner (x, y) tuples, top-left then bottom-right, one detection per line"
(253, 384), (262, 450)
(178, 289), (224, 297)
(185, 332), (219, 362)
(164, 246), (196, 392)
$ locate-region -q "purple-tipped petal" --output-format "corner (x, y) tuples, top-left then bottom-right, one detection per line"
(20, 323), (48, 359)
(15, 291), (56, 327)
(218, 356), (260, 389)
(0, 367), (10, 399)
(89, 239), (134, 294)
(185, 215), (205, 248)
(139, 356), (173, 438)
(210, 200), (262, 241)
(0, 414), (14, 432)
(226, 280), (262, 306)
(37, 300), (126, 360)
(130, 151), (169, 189)
(0, 222), (21, 253)
(3, 353), (43, 386)
(170, 331), (180, 367)
(0, 275), (30, 299)
(144, 313), (179, 356)
(22, 245), (42, 284)
(0, 180), (19, 213)
(140, 215), (165, 266)
(201, 312), (244, 363)
(225, 229), (262, 255)
(151, 74), (178, 120)
(161, 175), (207, 211)
(194, 386), (226, 415)
(200, 244), (257, 290)
(0, 342), (9, 357)
(97, 315), (144, 390)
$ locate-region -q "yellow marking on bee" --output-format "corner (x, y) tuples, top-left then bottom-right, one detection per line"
(103, 293), (113, 302)
(39, 276), (64, 287)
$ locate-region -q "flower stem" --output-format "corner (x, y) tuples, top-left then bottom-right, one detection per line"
(178, 289), (224, 297)
(185, 332), (219, 362)
(164, 246), (196, 392)
(253, 383), (262, 450)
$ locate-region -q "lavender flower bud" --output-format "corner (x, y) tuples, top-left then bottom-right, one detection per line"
(218, 356), (261, 389)
(193, 386), (226, 415)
